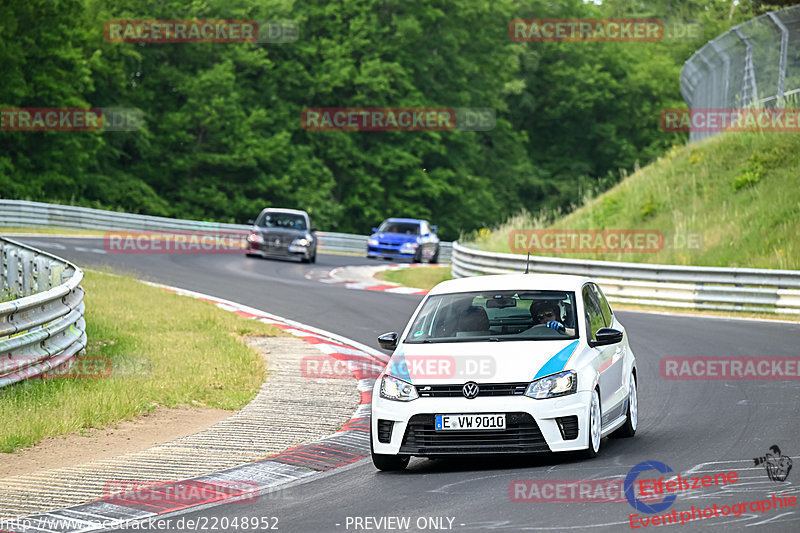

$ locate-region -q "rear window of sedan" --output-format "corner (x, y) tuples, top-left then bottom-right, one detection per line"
(404, 290), (578, 343)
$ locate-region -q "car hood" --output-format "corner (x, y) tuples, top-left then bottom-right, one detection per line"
(387, 339), (580, 385)
(372, 232), (418, 244)
(254, 227), (308, 239)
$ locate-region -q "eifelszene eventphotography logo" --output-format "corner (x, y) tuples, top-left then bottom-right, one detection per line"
(754, 445), (793, 482)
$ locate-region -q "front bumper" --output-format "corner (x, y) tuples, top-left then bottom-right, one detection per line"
(248, 242), (311, 260)
(371, 385), (593, 456)
(367, 244), (416, 259)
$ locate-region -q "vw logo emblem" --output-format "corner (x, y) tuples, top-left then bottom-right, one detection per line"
(462, 381), (479, 399)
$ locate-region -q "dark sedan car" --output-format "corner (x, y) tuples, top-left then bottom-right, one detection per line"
(246, 208), (317, 263)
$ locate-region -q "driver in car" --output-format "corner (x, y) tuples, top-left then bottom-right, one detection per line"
(530, 301), (575, 335)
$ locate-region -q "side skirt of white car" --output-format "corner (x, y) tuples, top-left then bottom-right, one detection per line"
(600, 414), (629, 438)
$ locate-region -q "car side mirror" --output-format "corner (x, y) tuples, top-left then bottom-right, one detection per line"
(589, 327), (623, 347)
(377, 332), (398, 350)
(431, 225), (438, 233)
(371, 227), (378, 233)
(248, 219), (255, 225)
(310, 227), (318, 233)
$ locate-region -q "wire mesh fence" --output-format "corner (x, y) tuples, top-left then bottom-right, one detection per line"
(680, 4), (800, 141)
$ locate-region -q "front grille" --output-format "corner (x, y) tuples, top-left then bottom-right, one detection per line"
(556, 415), (579, 440)
(377, 419), (394, 443)
(263, 234), (290, 247)
(417, 383), (528, 398)
(399, 413), (550, 455)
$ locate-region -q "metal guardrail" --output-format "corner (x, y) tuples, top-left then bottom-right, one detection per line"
(0, 238), (87, 387)
(0, 199), (244, 232)
(451, 242), (800, 314)
(0, 199), (452, 261)
(681, 4), (800, 142)
(316, 232), (452, 262)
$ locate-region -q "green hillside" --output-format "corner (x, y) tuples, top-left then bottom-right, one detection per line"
(467, 131), (800, 270)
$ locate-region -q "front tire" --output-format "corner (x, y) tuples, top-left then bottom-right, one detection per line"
(613, 373), (637, 438)
(430, 246), (440, 264)
(582, 388), (602, 459)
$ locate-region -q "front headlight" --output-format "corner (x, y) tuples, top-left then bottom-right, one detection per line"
(525, 370), (577, 399)
(247, 233), (263, 244)
(291, 237), (310, 247)
(367, 238), (378, 246)
(380, 375), (419, 402)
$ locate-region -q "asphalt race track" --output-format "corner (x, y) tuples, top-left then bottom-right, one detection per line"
(12, 236), (800, 532)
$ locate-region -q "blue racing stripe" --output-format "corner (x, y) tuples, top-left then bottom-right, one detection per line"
(533, 340), (580, 379)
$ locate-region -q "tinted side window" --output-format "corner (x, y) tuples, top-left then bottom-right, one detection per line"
(583, 286), (605, 341)
(591, 283), (613, 327)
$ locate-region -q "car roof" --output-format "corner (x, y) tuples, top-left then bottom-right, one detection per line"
(383, 218), (426, 224)
(428, 273), (592, 296)
(260, 208), (309, 217)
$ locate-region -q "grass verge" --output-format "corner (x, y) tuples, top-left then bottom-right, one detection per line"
(467, 131), (800, 269)
(0, 270), (285, 453)
(375, 266), (453, 291)
(0, 227), (107, 236)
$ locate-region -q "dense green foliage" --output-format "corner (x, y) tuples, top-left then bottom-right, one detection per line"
(0, 0), (758, 239)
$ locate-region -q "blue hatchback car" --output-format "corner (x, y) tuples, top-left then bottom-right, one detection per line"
(367, 218), (441, 263)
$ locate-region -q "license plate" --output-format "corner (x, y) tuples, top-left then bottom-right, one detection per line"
(435, 413), (506, 431)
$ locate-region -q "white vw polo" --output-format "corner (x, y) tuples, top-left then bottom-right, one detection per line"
(370, 274), (638, 471)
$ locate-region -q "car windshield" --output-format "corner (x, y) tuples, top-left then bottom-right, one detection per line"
(404, 290), (578, 343)
(378, 221), (420, 235)
(257, 212), (307, 230)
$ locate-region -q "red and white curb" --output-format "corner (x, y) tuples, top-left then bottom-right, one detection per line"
(306, 263), (432, 295)
(1, 285), (388, 533)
